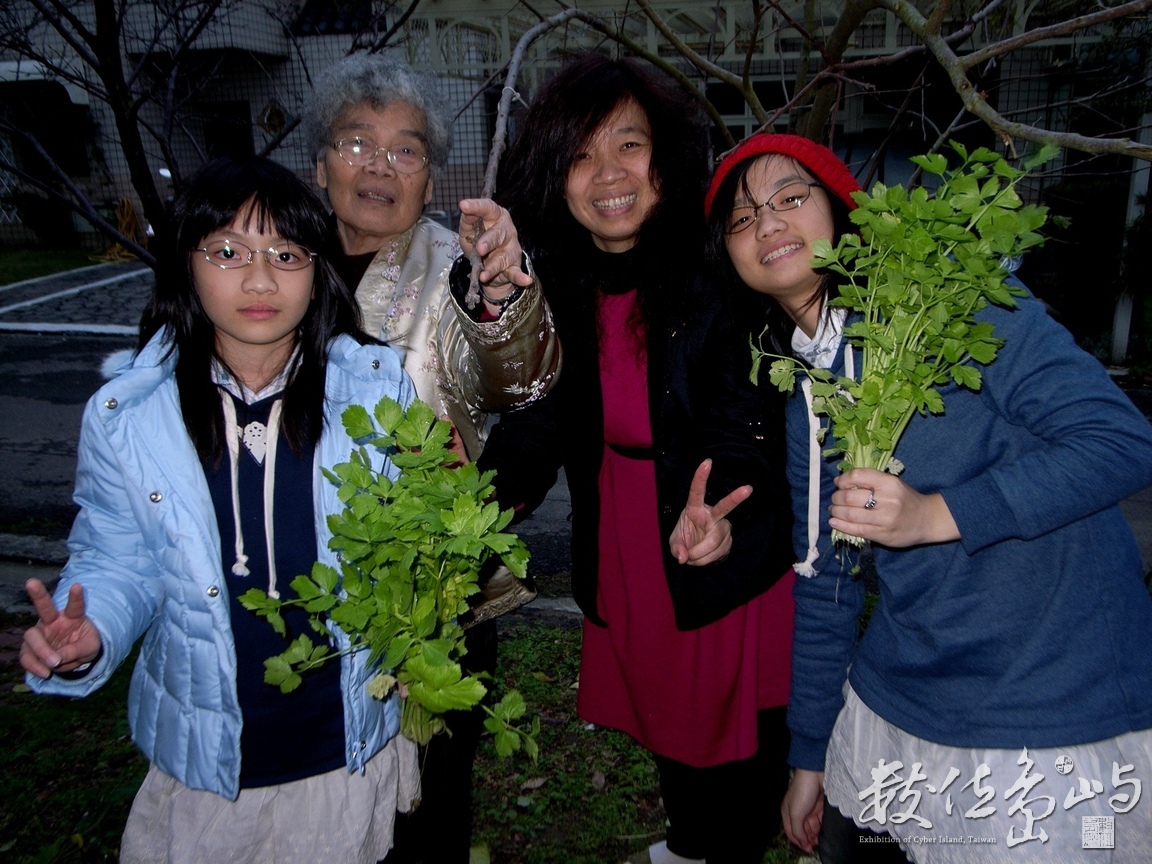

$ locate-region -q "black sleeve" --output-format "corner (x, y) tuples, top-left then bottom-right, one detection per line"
(477, 387), (565, 524)
(662, 290), (795, 630)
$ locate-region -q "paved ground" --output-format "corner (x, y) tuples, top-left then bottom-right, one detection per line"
(1, 263), (1151, 619)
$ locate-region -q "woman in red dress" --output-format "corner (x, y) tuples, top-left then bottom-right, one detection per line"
(478, 55), (795, 864)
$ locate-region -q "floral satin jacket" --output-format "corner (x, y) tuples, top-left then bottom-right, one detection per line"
(355, 217), (561, 461)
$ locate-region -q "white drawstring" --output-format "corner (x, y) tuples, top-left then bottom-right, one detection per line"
(262, 400), (282, 600)
(795, 323), (854, 578)
(221, 394), (249, 578)
(220, 391), (283, 598)
(795, 376), (821, 578)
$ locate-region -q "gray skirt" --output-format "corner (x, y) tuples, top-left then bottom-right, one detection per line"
(824, 685), (1152, 863)
(120, 734), (420, 864)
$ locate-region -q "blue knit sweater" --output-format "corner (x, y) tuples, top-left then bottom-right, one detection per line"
(785, 290), (1152, 771)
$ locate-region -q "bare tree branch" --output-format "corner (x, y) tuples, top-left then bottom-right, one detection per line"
(961, 0), (1152, 71)
(829, 15), (978, 71)
(744, 2), (769, 88)
(27, 0), (101, 69)
(461, 7), (584, 308)
(257, 117), (301, 159)
(0, 120), (154, 265)
(876, 0), (1152, 161)
(357, 0), (423, 55)
(924, 0), (953, 38)
(909, 105), (968, 185)
(765, 0), (831, 67)
(557, 4), (734, 145)
(136, 0), (225, 99)
(634, 0), (769, 125)
(859, 64), (931, 189)
(795, 0), (881, 139)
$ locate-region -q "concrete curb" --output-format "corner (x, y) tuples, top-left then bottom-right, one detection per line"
(0, 533), (68, 565)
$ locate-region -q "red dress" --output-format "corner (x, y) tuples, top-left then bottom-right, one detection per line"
(576, 288), (795, 768)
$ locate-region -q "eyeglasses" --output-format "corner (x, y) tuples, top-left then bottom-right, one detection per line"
(194, 239), (317, 271)
(330, 137), (429, 173)
(726, 182), (822, 235)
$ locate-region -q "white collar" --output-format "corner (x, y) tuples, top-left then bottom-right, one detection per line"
(210, 347), (299, 404)
(791, 307), (847, 370)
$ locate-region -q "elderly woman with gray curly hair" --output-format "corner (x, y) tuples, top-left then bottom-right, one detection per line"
(307, 55), (560, 462)
(305, 55), (560, 864)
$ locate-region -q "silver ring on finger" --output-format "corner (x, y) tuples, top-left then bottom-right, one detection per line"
(864, 490), (877, 510)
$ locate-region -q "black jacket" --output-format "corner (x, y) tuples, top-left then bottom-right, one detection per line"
(478, 247), (793, 630)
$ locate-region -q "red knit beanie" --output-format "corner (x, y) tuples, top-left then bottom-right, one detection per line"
(705, 133), (862, 219)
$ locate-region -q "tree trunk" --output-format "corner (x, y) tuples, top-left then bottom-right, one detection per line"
(796, 0), (880, 141)
(92, 0), (168, 250)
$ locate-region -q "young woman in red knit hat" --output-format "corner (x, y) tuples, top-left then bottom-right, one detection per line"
(700, 133), (1152, 864)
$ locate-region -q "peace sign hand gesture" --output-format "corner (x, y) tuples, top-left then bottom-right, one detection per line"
(669, 459), (753, 566)
(20, 579), (102, 679)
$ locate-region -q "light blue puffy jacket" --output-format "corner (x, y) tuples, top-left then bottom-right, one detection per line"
(29, 331), (415, 800)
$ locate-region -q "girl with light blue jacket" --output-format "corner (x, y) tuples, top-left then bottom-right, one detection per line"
(20, 156), (418, 864)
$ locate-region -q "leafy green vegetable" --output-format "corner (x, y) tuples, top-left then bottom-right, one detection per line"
(239, 396), (536, 758)
(754, 142), (1057, 544)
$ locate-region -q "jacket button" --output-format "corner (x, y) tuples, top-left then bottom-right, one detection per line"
(104, 398), (118, 409)
(371, 359), (380, 369)
(149, 491), (163, 503)
(206, 586), (220, 598)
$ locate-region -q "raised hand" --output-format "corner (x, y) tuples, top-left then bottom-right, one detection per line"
(458, 198), (534, 292)
(669, 459), (752, 566)
(20, 579), (102, 679)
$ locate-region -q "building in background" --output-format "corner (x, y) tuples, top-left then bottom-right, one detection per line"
(1, 1), (1149, 347)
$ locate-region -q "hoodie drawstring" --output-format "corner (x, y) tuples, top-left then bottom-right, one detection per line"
(796, 340), (854, 578)
(220, 391), (283, 599)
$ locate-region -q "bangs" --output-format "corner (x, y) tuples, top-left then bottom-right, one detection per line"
(227, 195), (279, 239)
(734, 155), (814, 206)
(574, 93), (634, 155)
(176, 158), (330, 255)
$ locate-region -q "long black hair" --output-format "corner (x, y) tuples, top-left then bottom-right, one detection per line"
(704, 154), (856, 353)
(497, 54), (711, 331)
(139, 155), (368, 463)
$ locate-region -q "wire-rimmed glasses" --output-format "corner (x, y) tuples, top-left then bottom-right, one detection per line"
(726, 182), (822, 235)
(193, 239), (317, 271)
(330, 137), (429, 174)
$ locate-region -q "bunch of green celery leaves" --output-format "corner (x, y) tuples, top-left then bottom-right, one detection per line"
(754, 142), (1057, 544)
(242, 396), (537, 759)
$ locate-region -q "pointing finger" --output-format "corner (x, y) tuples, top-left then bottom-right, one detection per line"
(458, 197), (500, 221)
(710, 484), (752, 520)
(61, 583), (87, 622)
(25, 578), (61, 625)
(687, 459), (712, 509)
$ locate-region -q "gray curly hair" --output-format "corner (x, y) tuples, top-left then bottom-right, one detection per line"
(305, 55), (453, 176)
